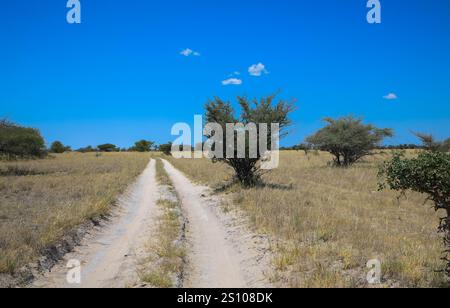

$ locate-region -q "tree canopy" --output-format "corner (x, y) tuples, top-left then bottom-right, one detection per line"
(0, 119), (47, 159)
(129, 140), (155, 152)
(306, 116), (393, 166)
(97, 144), (119, 152)
(205, 94), (295, 186)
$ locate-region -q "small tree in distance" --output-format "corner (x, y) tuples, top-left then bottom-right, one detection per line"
(50, 141), (71, 153)
(295, 143), (312, 155)
(205, 94), (295, 187)
(306, 116), (393, 167)
(159, 142), (173, 156)
(129, 140), (155, 152)
(76, 145), (95, 153)
(97, 144), (119, 152)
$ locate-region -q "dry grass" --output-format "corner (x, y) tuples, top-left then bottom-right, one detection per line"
(167, 151), (449, 288)
(139, 158), (185, 288)
(0, 152), (150, 275)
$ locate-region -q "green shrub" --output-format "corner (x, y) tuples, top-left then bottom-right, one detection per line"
(159, 143), (172, 156)
(0, 119), (47, 159)
(379, 151), (450, 277)
(50, 141), (71, 153)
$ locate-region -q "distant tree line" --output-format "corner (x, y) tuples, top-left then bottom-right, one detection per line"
(0, 118), (172, 159)
(282, 143), (429, 151)
(75, 141), (164, 153)
(2, 116), (448, 162)
(278, 144), (428, 151)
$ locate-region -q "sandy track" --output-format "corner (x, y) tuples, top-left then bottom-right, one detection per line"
(162, 160), (271, 288)
(31, 158), (271, 288)
(32, 159), (158, 288)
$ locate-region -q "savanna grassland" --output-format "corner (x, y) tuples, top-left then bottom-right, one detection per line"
(166, 151), (449, 288)
(0, 152), (149, 276)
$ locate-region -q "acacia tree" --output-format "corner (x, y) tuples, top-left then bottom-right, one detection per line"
(97, 144), (119, 152)
(414, 132), (450, 152)
(204, 94), (295, 187)
(306, 116), (393, 167)
(379, 151), (450, 277)
(130, 140), (155, 152)
(50, 141), (71, 153)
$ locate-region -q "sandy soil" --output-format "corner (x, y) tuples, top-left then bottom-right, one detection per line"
(31, 158), (272, 288)
(162, 159), (272, 288)
(32, 159), (159, 288)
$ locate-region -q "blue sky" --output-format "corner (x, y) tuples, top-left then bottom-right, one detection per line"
(1, 0), (450, 148)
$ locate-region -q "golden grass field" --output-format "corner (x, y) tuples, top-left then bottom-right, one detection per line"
(166, 151), (449, 288)
(0, 152), (149, 275)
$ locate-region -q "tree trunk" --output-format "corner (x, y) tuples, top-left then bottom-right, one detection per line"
(334, 154), (341, 166)
(443, 206), (450, 277)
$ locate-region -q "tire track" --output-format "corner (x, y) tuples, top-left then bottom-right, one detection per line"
(162, 159), (271, 288)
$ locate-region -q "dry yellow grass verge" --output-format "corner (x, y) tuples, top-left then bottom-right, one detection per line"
(139, 158), (185, 288)
(166, 151), (448, 288)
(0, 152), (150, 276)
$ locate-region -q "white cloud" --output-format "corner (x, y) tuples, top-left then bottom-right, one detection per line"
(248, 63), (268, 76)
(180, 48), (200, 57)
(383, 93), (398, 100)
(222, 78), (243, 86)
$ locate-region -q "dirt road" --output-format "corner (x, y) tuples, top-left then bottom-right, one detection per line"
(32, 158), (271, 288)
